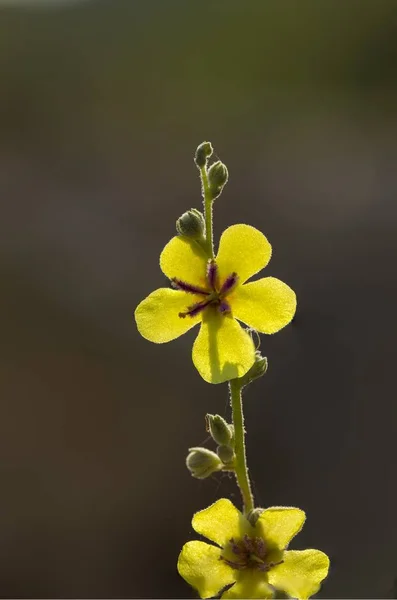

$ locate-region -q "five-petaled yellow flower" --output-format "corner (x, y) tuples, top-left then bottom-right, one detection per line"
(178, 498), (329, 599)
(135, 224), (296, 384)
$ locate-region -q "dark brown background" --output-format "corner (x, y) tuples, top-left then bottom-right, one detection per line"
(1, 0), (397, 597)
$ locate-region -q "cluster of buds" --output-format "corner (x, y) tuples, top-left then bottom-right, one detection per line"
(176, 142), (229, 249)
(185, 343), (268, 480)
(186, 414), (235, 479)
(195, 140), (229, 199)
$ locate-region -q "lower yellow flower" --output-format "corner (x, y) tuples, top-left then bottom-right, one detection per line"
(134, 224), (296, 384)
(177, 498), (329, 599)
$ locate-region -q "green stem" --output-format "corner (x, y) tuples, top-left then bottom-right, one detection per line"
(229, 379), (254, 514)
(200, 166), (214, 258)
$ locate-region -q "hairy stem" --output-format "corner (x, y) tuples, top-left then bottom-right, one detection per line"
(229, 379), (254, 514)
(200, 166), (214, 258)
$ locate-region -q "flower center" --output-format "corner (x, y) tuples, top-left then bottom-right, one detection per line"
(220, 535), (283, 572)
(172, 259), (239, 319)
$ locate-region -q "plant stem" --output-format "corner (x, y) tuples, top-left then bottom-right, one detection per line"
(200, 166), (214, 258)
(229, 379), (254, 514)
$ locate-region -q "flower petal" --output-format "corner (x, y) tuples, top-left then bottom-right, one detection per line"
(134, 288), (201, 343)
(160, 236), (208, 286)
(177, 540), (235, 599)
(221, 571), (274, 599)
(231, 277), (296, 334)
(216, 224), (272, 284)
(192, 309), (255, 384)
(268, 549), (330, 599)
(192, 498), (254, 548)
(256, 507), (306, 551)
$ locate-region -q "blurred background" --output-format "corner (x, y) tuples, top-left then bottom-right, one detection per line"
(1, 0), (397, 597)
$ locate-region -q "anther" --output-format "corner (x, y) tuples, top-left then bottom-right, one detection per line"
(229, 538), (242, 555)
(255, 537), (266, 558)
(243, 535), (255, 554)
(219, 300), (231, 314)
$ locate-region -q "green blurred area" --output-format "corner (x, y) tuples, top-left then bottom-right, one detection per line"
(1, 0), (397, 151)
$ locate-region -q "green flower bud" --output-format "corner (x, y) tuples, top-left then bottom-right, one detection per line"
(208, 160), (229, 199)
(186, 447), (222, 479)
(176, 208), (205, 239)
(238, 351), (268, 388)
(194, 141), (213, 168)
(246, 507), (265, 526)
(206, 414), (233, 446)
(217, 444), (235, 465)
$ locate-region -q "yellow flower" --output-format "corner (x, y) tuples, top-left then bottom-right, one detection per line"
(177, 498), (329, 599)
(134, 224), (296, 384)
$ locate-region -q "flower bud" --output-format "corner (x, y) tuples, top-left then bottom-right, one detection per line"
(217, 444), (235, 465)
(246, 507), (265, 526)
(206, 414), (233, 446)
(186, 447), (222, 479)
(238, 351), (268, 388)
(208, 160), (228, 199)
(176, 209), (205, 239)
(194, 141), (213, 168)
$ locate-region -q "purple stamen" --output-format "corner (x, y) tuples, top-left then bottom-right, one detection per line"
(229, 539), (243, 555)
(268, 559), (284, 569)
(171, 278), (209, 295)
(220, 272), (238, 295)
(206, 260), (218, 290)
(179, 299), (210, 318)
(255, 537), (266, 558)
(219, 300), (231, 315)
(221, 535), (277, 572)
(258, 559), (284, 572)
(174, 263), (240, 320)
(220, 556), (247, 570)
(243, 535), (255, 554)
